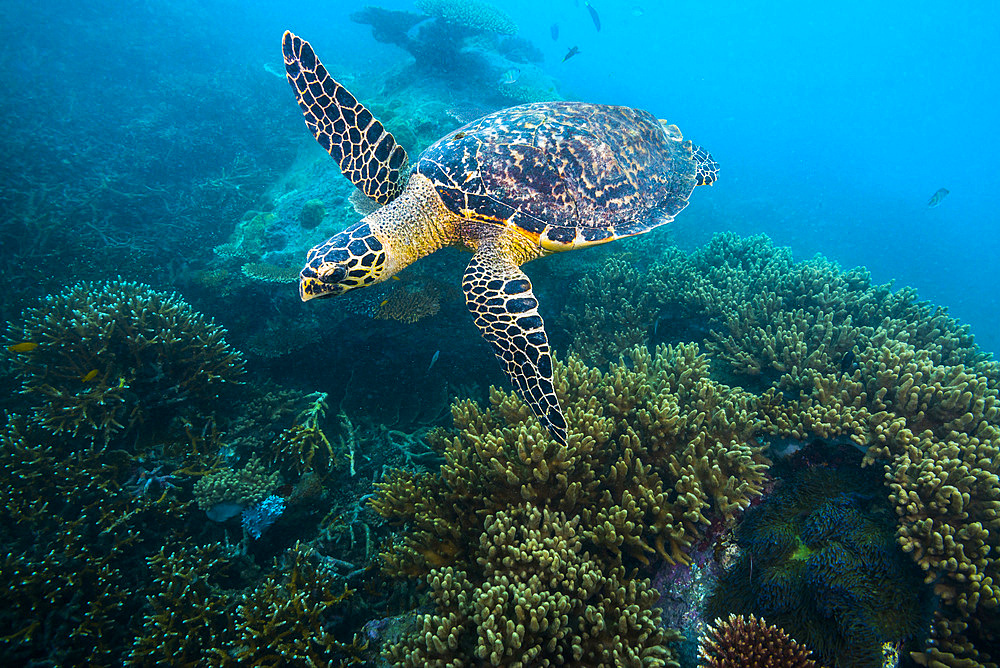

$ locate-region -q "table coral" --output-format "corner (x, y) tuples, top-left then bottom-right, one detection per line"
(5, 278), (244, 444)
(415, 0), (518, 35)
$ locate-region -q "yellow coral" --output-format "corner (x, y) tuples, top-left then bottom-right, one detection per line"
(193, 457), (279, 510)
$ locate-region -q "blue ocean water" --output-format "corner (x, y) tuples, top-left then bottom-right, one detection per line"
(5, 0), (994, 351)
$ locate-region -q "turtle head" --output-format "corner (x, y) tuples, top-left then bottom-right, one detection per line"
(299, 221), (389, 301)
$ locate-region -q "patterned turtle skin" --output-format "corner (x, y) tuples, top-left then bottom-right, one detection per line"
(416, 102), (713, 251)
(282, 31), (718, 447)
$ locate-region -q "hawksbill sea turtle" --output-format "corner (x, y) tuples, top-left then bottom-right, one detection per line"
(282, 31), (718, 446)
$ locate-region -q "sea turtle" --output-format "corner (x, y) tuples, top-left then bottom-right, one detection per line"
(282, 31), (718, 446)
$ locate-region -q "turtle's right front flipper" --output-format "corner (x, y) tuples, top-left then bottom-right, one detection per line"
(282, 31), (408, 204)
(463, 242), (568, 446)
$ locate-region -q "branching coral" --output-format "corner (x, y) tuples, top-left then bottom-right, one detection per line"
(371, 343), (769, 664)
(386, 503), (678, 667)
(193, 456), (280, 515)
(5, 278), (244, 444)
(270, 391), (337, 474)
(698, 613), (817, 668)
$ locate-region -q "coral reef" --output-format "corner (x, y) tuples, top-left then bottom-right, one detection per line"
(5, 278), (244, 444)
(371, 343), (770, 664)
(269, 391), (337, 475)
(376, 283), (443, 323)
(241, 261), (301, 283)
(385, 503), (678, 667)
(299, 197), (326, 229)
(415, 0), (518, 35)
(193, 457), (280, 518)
(706, 463), (933, 667)
(698, 613), (817, 668)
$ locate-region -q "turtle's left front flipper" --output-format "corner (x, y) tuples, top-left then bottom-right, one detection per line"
(463, 243), (568, 446)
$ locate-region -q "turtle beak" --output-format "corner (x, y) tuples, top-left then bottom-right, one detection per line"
(299, 263), (348, 301)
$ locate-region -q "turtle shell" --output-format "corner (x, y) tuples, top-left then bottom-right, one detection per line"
(414, 101), (699, 248)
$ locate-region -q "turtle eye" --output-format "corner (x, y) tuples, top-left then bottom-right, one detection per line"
(318, 264), (348, 284)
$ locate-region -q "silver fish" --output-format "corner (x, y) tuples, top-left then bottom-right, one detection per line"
(498, 67), (520, 85)
(427, 349), (440, 371)
(927, 187), (949, 208)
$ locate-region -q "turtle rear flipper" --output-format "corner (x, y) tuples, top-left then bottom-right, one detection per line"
(693, 145), (719, 186)
(282, 31), (408, 204)
(463, 241), (567, 446)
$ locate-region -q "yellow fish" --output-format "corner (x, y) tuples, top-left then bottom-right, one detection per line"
(81, 369), (99, 382)
(379, 299), (389, 307)
(390, 275), (401, 281)
(7, 342), (38, 353)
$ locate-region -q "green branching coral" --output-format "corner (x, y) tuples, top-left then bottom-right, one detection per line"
(5, 278), (244, 444)
(371, 343), (770, 665)
(193, 457), (280, 513)
(706, 464), (933, 668)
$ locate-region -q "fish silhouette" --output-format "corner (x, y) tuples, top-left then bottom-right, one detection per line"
(585, 2), (601, 31)
(562, 45), (580, 62)
(927, 187), (949, 208)
(550, 23), (559, 41)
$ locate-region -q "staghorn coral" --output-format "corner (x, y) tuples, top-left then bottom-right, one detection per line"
(269, 391), (337, 475)
(233, 542), (366, 665)
(0, 418), (188, 664)
(415, 0), (518, 35)
(698, 613), (817, 668)
(5, 278), (244, 444)
(706, 463), (932, 668)
(130, 541), (366, 667)
(371, 343), (769, 664)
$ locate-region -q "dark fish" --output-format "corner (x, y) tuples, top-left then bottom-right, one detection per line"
(550, 23), (559, 41)
(927, 187), (949, 208)
(562, 45), (580, 62)
(840, 349), (859, 374)
(585, 2), (601, 31)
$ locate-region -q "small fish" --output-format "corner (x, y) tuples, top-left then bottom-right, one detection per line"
(390, 275), (401, 281)
(840, 349), (859, 374)
(81, 369), (99, 382)
(585, 1), (601, 31)
(562, 45), (581, 62)
(631, 5), (644, 17)
(7, 342), (38, 353)
(927, 187), (949, 208)
(427, 350), (440, 371)
(498, 67), (520, 85)
(379, 299), (389, 307)
(550, 23), (559, 41)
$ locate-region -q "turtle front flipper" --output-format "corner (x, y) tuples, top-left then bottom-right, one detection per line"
(463, 243), (568, 446)
(282, 31), (408, 204)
